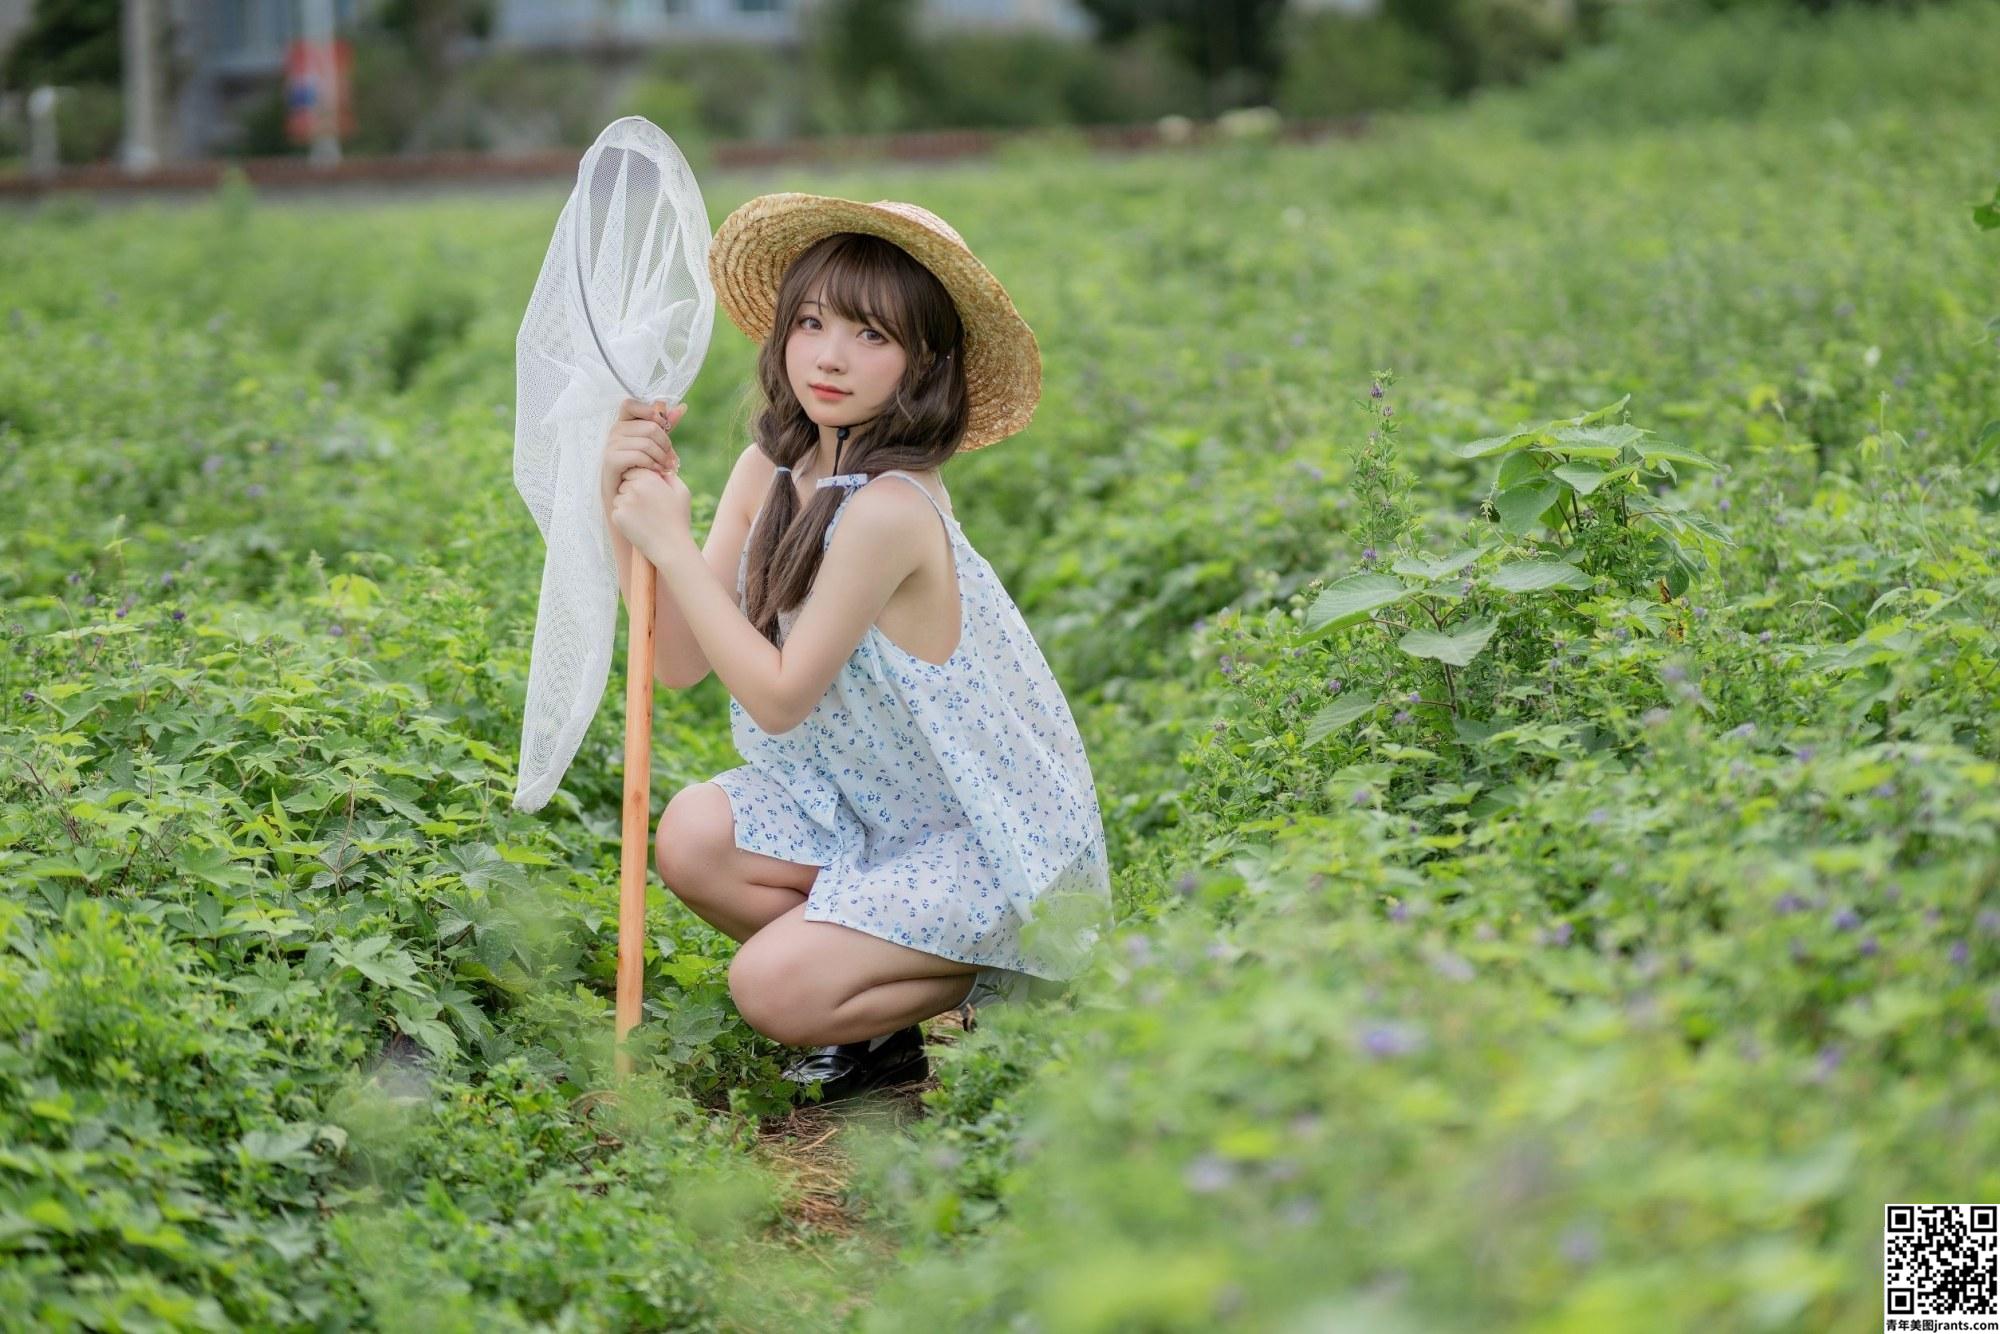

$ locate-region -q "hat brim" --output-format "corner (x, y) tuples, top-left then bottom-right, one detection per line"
(709, 192), (1041, 452)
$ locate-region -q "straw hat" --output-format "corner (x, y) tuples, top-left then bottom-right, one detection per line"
(708, 193), (1041, 451)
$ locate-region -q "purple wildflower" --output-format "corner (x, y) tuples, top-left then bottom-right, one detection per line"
(1358, 1021), (1423, 1058)
(1792, 745), (1816, 763)
(1370, 382), (1384, 399)
(1758, 630), (1773, 643)
(1775, 893), (1807, 915)
(329, 624), (345, 637)
(1382, 405), (1393, 418)
(1662, 664), (1686, 684)
(245, 483), (266, 500)
(1586, 808), (1609, 826)
(1430, 949), (1474, 982)
(1123, 934), (1153, 964)
(1404, 690), (1421, 703)
(1978, 909), (2000, 938)
(1183, 1153), (1236, 1194)
(1642, 707), (1670, 728)
(1871, 782), (1895, 799)
(1728, 723), (1756, 740)
(1175, 872), (1199, 897)
(1560, 1224), (1602, 1267)
(1859, 936), (1878, 957)
(1325, 676), (1343, 693)
(21, 690), (34, 703)
(1388, 900), (1408, 922)
(1832, 907), (1861, 932)
(170, 610), (185, 623)
(202, 454), (225, 476)
(1393, 708), (1412, 724)
(1544, 921), (1573, 947)
(1361, 546), (1378, 563)
(66, 572), (81, 585)
(1951, 940), (1969, 966)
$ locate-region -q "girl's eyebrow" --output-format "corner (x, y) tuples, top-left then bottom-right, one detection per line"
(800, 300), (884, 324)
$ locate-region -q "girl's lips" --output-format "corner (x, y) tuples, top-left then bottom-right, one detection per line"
(810, 385), (849, 399)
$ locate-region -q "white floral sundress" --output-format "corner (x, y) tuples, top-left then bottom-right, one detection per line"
(707, 468), (1113, 1012)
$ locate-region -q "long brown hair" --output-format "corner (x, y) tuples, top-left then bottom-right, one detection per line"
(741, 232), (969, 646)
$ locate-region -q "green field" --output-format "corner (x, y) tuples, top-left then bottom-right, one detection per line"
(3, 2), (1998, 1328)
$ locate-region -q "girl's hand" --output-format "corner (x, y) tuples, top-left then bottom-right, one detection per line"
(610, 465), (692, 557)
(601, 398), (686, 518)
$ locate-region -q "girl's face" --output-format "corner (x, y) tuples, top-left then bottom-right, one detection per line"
(785, 286), (909, 430)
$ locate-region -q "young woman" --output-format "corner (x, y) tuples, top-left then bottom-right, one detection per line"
(604, 194), (1111, 1102)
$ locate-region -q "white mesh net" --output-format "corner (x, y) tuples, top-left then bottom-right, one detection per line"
(512, 116), (714, 813)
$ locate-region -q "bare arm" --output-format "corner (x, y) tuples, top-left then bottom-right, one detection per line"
(641, 479), (929, 734)
(607, 442), (762, 690)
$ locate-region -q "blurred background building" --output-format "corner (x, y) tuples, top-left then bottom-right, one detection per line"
(0, 0), (1672, 172)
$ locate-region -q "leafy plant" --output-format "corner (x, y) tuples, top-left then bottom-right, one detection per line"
(1297, 381), (1731, 742)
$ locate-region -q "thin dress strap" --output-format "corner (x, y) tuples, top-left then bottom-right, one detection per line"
(873, 470), (955, 528)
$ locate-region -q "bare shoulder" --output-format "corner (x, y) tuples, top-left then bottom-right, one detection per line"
(823, 477), (938, 576)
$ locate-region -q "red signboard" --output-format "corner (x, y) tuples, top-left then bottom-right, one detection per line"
(285, 39), (356, 144)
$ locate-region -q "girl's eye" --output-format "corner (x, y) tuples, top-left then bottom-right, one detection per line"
(798, 315), (886, 343)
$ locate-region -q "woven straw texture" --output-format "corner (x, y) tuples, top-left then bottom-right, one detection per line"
(707, 193), (1041, 451)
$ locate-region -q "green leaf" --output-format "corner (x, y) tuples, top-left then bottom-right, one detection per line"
(1390, 541), (1500, 580)
(239, 1121), (321, 1166)
(1552, 462), (1610, 494)
(1495, 449), (1546, 490)
(1635, 441), (1719, 470)
(395, 1015), (461, 1065)
(1488, 559), (1594, 592)
(1301, 573), (1412, 635)
(1305, 693), (1379, 746)
(1446, 428), (1540, 460)
(174, 843), (257, 890)
(1549, 423), (1645, 458)
(1561, 395), (1632, 427)
(333, 936), (428, 996)
(1974, 183), (2000, 231)
(1494, 481), (1565, 535)
(1398, 619), (1499, 666)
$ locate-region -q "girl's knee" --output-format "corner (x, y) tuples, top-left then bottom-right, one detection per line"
(655, 783), (730, 898)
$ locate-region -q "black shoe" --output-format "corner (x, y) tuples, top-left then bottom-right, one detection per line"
(779, 1023), (928, 1102)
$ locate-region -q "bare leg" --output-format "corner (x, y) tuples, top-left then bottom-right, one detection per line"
(816, 973), (978, 1045)
(679, 877), (808, 945)
(656, 783), (819, 944)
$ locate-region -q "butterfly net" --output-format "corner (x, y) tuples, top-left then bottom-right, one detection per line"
(511, 116), (714, 813)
